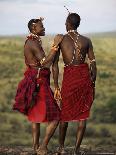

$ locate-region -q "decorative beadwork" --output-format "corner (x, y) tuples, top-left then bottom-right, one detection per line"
(40, 57), (46, 65)
(64, 30), (84, 67)
(27, 33), (42, 45)
(89, 59), (96, 64)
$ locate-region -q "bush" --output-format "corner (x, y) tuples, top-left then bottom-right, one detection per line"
(92, 96), (116, 123)
(85, 126), (97, 137)
(99, 127), (111, 137)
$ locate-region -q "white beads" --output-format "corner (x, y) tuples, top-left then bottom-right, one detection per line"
(67, 30), (77, 33)
(89, 59), (96, 64)
(40, 57), (46, 65)
(27, 33), (42, 45)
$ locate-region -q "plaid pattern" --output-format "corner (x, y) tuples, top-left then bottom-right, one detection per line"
(28, 68), (60, 122)
(61, 63), (94, 122)
(13, 67), (38, 115)
(13, 67), (60, 122)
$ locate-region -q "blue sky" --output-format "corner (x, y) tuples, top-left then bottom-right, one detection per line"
(0, 0), (116, 35)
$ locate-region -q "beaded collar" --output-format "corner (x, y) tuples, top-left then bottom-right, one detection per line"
(27, 33), (42, 45)
(67, 29), (77, 33)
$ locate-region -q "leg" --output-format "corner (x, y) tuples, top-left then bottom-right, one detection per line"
(59, 122), (68, 148)
(32, 123), (40, 151)
(56, 122), (68, 154)
(38, 120), (59, 153)
(74, 120), (86, 154)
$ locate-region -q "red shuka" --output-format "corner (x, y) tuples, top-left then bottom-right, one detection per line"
(61, 63), (94, 122)
(13, 67), (60, 123)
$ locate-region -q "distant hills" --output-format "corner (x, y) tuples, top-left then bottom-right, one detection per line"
(85, 31), (116, 37)
(0, 31), (116, 38)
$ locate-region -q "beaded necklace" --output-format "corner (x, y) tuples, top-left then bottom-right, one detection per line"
(64, 30), (83, 67)
(27, 33), (42, 45)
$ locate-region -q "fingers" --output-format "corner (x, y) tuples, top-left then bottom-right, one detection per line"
(56, 100), (62, 110)
(53, 34), (64, 46)
(54, 89), (62, 100)
(51, 45), (59, 52)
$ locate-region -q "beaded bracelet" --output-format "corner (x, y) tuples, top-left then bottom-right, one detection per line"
(40, 57), (46, 65)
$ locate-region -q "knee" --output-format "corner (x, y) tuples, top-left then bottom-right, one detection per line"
(78, 121), (86, 129)
(32, 123), (40, 130)
(54, 121), (59, 126)
(60, 122), (68, 128)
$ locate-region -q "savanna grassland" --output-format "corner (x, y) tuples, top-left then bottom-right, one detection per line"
(0, 32), (116, 151)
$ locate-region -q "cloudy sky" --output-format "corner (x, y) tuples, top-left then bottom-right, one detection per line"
(0, 0), (116, 35)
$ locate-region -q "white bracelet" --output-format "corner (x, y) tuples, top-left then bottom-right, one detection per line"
(90, 59), (96, 63)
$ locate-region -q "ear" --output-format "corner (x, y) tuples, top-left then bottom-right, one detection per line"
(31, 23), (36, 31)
(66, 21), (70, 27)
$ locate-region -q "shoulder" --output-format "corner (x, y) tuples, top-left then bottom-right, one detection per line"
(80, 34), (91, 42)
(25, 39), (38, 47)
(54, 34), (64, 42)
(60, 34), (70, 42)
(80, 34), (93, 46)
(25, 38), (41, 50)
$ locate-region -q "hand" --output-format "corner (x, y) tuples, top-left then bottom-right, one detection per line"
(56, 99), (62, 110)
(54, 88), (62, 101)
(51, 45), (59, 52)
(53, 34), (64, 47)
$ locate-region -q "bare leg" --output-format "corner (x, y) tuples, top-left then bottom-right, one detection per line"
(74, 120), (86, 154)
(56, 122), (68, 154)
(39, 121), (59, 152)
(59, 122), (68, 148)
(32, 123), (40, 151)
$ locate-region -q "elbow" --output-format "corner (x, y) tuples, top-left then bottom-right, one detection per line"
(52, 65), (56, 72)
(52, 65), (58, 73)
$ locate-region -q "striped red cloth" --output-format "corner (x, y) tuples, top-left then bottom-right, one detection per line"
(61, 63), (94, 122)
(13, 67), (60, 122)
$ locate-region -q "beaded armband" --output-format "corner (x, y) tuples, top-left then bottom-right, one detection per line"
(40, 57), (46, 65)
(90, 59), (96, 64)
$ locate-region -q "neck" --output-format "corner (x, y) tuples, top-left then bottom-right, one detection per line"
(67, 29), (77, 33)
(27, 33), (41, 43)
(31, 32), (40, 37)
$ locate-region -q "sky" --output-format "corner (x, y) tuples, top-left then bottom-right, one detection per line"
(0, 0), (116, 35)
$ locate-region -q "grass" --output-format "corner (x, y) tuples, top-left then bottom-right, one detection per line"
(0, 33), (116, 149)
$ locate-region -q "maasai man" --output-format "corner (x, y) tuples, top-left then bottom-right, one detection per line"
(52, 13), (97, 154)
(13, 17), (63, 155)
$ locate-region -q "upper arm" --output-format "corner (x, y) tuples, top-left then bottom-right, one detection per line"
(31, 41), (44, 61)
(52, 49), (60, 67)
(27, 40), (43, 61)
(87, 39), (95, 60)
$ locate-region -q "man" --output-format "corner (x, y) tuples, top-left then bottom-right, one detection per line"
(52, 13), (97, 154)
(13, 17), (63, 155)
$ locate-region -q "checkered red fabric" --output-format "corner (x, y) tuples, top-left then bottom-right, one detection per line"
(13, 67), (60, 122)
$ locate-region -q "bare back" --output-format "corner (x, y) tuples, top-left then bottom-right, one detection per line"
(60, 32), (94, 66)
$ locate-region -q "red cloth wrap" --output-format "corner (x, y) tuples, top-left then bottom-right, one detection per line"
(13, 67), (60, 122)
(61, 63), (94, 122)
(13, 67), (38, 115)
